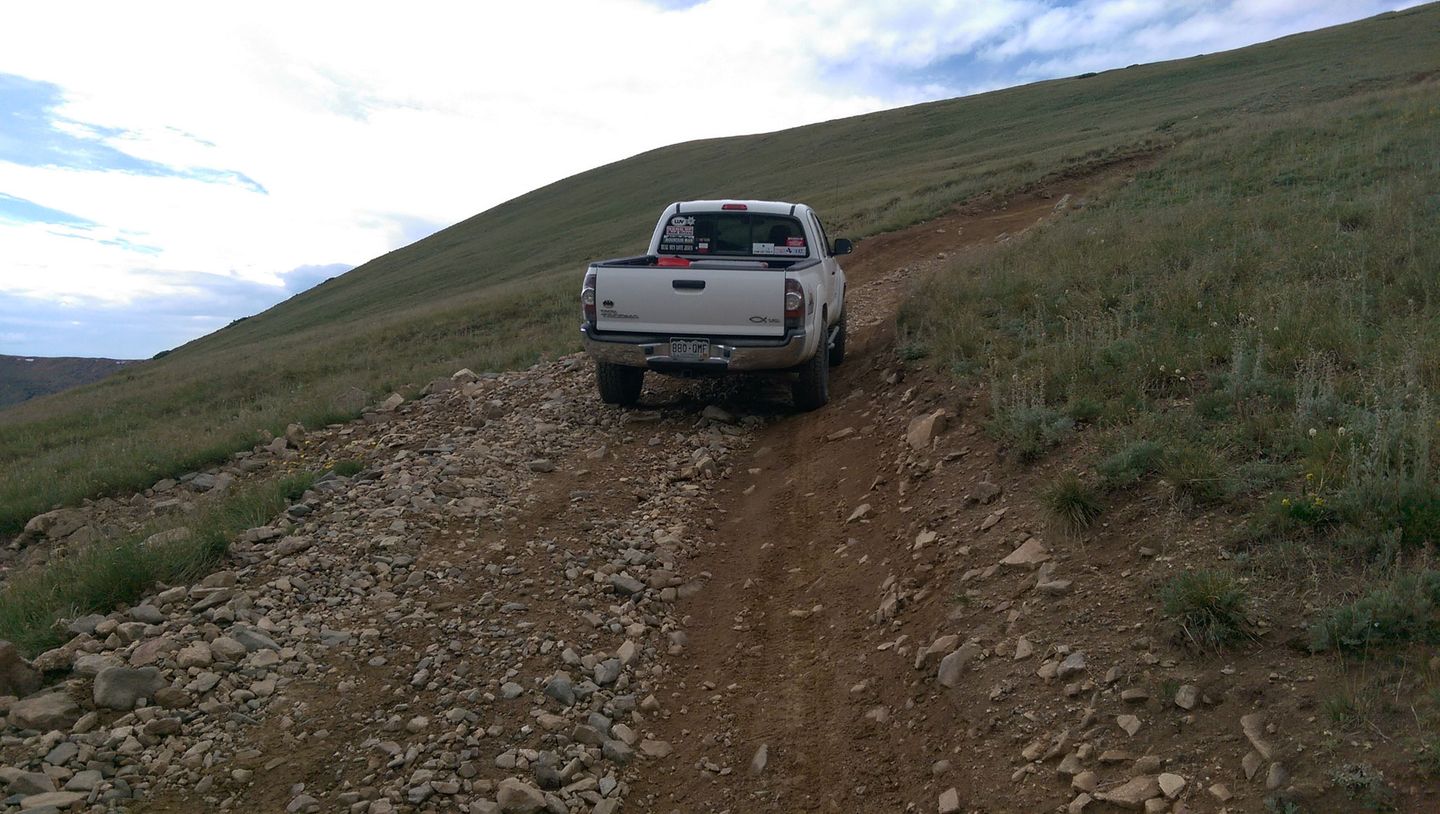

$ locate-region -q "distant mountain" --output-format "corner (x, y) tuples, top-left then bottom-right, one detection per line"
(0, 355), (140, 409)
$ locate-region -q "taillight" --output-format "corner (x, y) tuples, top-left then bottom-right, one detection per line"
(784, 279), (804, 330)
(582, 271), (597, 324)
(721, 203), (747, 211)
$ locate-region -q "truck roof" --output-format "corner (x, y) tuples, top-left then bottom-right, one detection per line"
(670, 200), (808, 216)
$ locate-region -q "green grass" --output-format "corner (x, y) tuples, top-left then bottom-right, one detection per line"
(1043, 472), (1104, 530)
(0, 471), (314, 657)
(1160, 570), (1251, 648)
(1309, 570), (1440, 655)
(2, 6), (1439, 533)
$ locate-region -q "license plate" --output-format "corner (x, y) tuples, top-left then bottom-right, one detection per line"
(670, 338), (709, 361)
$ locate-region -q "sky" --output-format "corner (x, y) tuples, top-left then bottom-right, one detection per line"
(0, 0), (1423, 359)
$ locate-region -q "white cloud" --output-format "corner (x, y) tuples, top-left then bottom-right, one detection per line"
(0, 0), (1425, 356)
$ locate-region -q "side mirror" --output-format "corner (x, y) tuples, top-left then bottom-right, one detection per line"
(832, 238), (854, 256)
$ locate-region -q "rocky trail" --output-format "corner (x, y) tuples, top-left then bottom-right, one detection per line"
(0, 165), (1428, 814)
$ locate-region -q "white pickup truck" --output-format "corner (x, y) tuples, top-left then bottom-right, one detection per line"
(580, 200), (851, 410)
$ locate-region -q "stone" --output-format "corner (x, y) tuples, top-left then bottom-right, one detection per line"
(1266, 762), (1288, 790)
(9, 691), (80, 731)
(93, 665), (166, 710)
(1209, 783), (1233, 802)
(1242, 750), (1263, 781)
(44, 741), (79, 765)
(378, 393), (404, 411)
(1072, 771), (1097, 793)
(1098, 775), (1160, 809)
(1174, 683), (1199, 710)
(1001, 537), (1050, 568)
(1241, 712), (1274, 759)
(1117, 714), (1142, 736)
(1014, 637), (1034, 660)
(701, 405), (735, 424)
(18, 791), (86, 810)
(974, 480), (1003, 503)
(906, 409), (948, 450)
(8, 771), (56, 795)
(749, 743), (768, 775)
(1158, 773), (1186, 799)
(639, 739), (672, 758)
(495, 777), (546, 813)
(846, 503), (872, 524)
(609, 574), (644, 595)
(526, 459), (556, 473)
(1068, 793), (1093, 814)
(176, 642), (213, 668)
(0, 640), (42, 697)
(937, 644), (981, 688)
(938, 787), (961, 814)
(1057, 651), (1086, 679)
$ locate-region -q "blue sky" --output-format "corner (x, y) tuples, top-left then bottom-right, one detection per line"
(0, 0), (1422, 359)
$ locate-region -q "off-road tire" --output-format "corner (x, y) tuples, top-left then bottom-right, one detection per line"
(596, 362), (644, 406)
(828, 308), (848, 367)
(792, 345), (830, 411)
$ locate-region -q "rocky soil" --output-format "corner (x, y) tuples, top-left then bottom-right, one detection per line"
(0, 170), (1431, 813)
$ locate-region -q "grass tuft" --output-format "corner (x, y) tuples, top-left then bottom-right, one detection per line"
(1043, 472), (1104, 530)
(1161, 570), (1250, 648)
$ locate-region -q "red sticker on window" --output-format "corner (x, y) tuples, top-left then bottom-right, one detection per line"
(786, 237), (805, 247)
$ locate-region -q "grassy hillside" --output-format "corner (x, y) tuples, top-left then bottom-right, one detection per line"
(0, 355), (138, 409)
(2, 4), (1439, 532)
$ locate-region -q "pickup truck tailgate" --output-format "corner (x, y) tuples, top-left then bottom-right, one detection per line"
(595, 268), (785, 337)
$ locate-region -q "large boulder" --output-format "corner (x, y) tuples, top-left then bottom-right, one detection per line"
(8, 691), (80, 731)
(93, 666), (166, 710)
(0, 641), (42, 697)
(21, 509), (85, 540)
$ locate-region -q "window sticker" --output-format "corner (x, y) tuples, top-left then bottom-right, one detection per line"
(785, 236), (805, 247)
(659, 215), (697, 253)
(751, 242), (807, 256)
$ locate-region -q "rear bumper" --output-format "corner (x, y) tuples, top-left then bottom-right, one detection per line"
(580, 324), (813, 372)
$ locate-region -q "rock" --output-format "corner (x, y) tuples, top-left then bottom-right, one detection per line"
(915, 635), (959, 669)
(9, 691), (80, 731)
(1242, 750), (1263, 781)
(1174, 683), (1199, 710)
(639, 739), (672, 758)
(1098, 775), (1160, 809)
(0, 640), (42, 697)
(1014, 637), (1034, 660)
(609, 574), (644, 595)
(1057, 651), (1086, 679)
(937, 644), (981, 688)
(974, 480), (1003, 503)
(378, 393), (404, 411)
(701, 405), (735, 424)
(543, 674), (575, 706)
(938, 787), (961, 814)
(526, 459), (556, 473)
(1001, 537), (1050, 568)
(44, 740), (79, 765)
(17, 790), (86, 809)
(64, 770), (102, 792)
(1209, 783), (1233, 802)
(1068, 793), (1093, 813)
(1240, 712), (1274, 759)
(1072, 771), (1097, 793)
(906, 409), (948, 450)
(749, 743), (768, 775)
(495, 777), (546, 813)
(1116, 715), (1142, 736)
(846, 503), (872, 524)
(1158, 773), (1186, 799)
(176, 642), (213, 668)
(93, 665), (165, 710)
(7, 771), (56, 795)
(1266, 762), (1288, 790)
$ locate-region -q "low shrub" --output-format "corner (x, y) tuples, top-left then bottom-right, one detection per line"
(1097, 440), (1164, 490)
(1308, 570), (1440, 654)
(1161, 570), (1250, 648)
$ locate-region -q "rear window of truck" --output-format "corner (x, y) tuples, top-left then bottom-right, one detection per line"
(658, 213), (810, 258)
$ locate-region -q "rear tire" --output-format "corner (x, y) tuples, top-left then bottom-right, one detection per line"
(596, 362), (644, 406)
(792, 344), (830, 411)
(828, 308), (848, 367)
